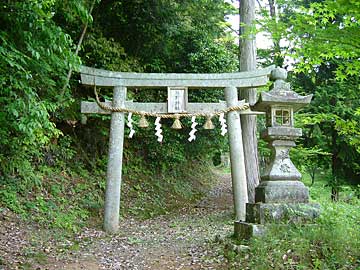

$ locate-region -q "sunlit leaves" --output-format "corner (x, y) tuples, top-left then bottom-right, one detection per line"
(287, 0), (360, 79)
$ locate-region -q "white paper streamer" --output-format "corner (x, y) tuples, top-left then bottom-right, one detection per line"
(219, 113), (227, 136)
(155, 117), (163, 142)
(127, 112), (135, 138)
(188, 116), (198, 142)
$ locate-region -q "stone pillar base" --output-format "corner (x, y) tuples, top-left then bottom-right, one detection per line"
(234, 221), (266, 239)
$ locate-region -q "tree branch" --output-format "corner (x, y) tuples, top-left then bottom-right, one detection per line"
(256, 0), (263, 9)
(60, 0), (97, 99)
(226, 24), (240, 35)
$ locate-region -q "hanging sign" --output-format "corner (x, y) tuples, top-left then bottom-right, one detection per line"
(167, 87), (188, 113)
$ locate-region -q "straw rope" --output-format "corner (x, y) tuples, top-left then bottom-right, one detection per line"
(94, 85), (249, 119)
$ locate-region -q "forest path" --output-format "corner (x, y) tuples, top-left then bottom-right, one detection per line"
(56, 170), (234, 270)
(0, 170), (235, 270)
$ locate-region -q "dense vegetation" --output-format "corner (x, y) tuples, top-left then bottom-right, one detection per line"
(0, 0), (238, 230)
(0, 0), (359, 268)
(226, 175), (360, 269)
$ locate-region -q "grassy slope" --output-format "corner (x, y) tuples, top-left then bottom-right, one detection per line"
(226, 173), (360, 270)
(0, 158), (217, 232)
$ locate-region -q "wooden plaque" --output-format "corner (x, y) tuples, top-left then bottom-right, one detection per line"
(167, 87), (188, 113)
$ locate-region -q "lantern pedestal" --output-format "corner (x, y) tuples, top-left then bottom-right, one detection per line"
(255, 181), (309, 203)
(234, 202), (320, 238)
(234, 68), (320, 239)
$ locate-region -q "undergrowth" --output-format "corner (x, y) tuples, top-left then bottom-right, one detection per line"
(225, 174), (360, 270)
(0, 149), (216, 233)
(0, 165), (104, 232)
(121, 159), (216, 219)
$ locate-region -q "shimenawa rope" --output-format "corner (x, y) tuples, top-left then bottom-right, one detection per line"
(94, 85), (250, 119)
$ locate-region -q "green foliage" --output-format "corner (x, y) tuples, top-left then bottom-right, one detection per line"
(291, 146), (331, 185)
(259, 0), (360, 79)
(292, 71), (360, 187)
(289, 0), (360, 79)
(91, 0), (235, 72)
(82, 31), (143, 72)
(0, 159), (104, 232)
(186, 39), (238, 73)
(0, 0), (85, 179)
(259, 0), (360, 191)
(121, 159), (217, 219)
(227, 176), (360, 270)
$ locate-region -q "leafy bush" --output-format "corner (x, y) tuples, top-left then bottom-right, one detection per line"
(0, 1), (81, 179)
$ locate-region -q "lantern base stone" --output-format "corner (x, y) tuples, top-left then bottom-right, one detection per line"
(234, 203), (320, 240)
(246, 202), (320, 224)
(255, 180), (309, 203)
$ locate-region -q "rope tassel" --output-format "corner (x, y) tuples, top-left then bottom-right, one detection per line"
(171, 115), (182, 129)
(203, 115), (215, 129)
(138, 114), (149, 128)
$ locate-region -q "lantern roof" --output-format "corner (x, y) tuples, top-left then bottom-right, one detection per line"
(254, 68), (312, 112)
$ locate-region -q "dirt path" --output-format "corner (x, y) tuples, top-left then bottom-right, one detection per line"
(1, 172), (235, 270)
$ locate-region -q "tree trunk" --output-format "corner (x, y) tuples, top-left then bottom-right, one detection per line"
(268, 0), (284, 67)
(239, 0), (260, 203)
(308, 165), (316, 187)
(331, 187), (339, 202)
(331, 126), (340, 202)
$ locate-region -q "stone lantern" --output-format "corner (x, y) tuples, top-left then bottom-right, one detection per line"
(235, 68), (320, 239)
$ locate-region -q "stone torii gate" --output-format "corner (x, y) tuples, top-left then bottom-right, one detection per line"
(80, 65), (275, 233)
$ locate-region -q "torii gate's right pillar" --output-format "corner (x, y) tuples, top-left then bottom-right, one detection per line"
(225, 86), (248, 221)
(234, 68), (321, 239)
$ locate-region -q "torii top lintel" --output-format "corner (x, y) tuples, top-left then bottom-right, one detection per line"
(80, 65), (275, 88)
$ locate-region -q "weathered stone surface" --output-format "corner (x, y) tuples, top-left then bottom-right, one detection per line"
(104, 86), (126, 233)
(80, 65), (275, 88)
(225, 86), (248, 221)
(236, 66), (320, 241)
(261, 139), (302, 182)
(262, 127), (302, 140)
(234, 221), (266, 240)
(254, 79), (313, 112)
(270, 67), (287, 81)
(246, 202), (320, 224)
(255, 181), (309, 203)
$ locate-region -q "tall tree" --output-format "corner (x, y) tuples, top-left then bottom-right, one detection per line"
(239, 0), (260, 203)
(266, 0), (284, 67)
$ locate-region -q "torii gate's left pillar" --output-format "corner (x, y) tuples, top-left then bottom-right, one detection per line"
(104, 86), (126, 233)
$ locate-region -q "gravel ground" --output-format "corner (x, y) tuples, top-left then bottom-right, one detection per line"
(1, 171), (235, 270)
